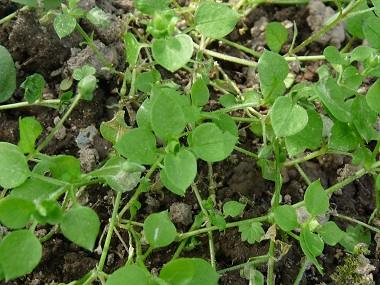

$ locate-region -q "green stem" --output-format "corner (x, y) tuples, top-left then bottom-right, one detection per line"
(291, 0), (364, 54)
(332, 212), (380, 234)
(0, 6), (29, 25)
(33, 94), (82, 155)
(272, 141), (282, 208)
(267, 239), (276, 285)
(295, 163), (312, 185)
(234, 146), (259, 159)
(293, 258), (309, 285)
(98, 191), (122, 272)
(0, 99), (60, 110)
(283, 147), (327, 167)
(217, 255), (269, 274)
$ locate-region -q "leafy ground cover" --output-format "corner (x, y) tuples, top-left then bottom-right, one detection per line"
(1, 0), (380, 284)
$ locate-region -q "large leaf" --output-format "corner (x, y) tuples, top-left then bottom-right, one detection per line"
(18, 117), (43, 154)
(143, 211), (177, 248)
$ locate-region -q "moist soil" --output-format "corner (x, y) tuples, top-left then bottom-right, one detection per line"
(0, 1), (379, 284)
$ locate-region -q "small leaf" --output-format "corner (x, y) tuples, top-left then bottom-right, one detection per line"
(134, 0), (169, 15)
(60, 206), (100, 251)
(105, 265), (150, 285)
(0, 142), (30, 189)
(46, 155), (81, 182)
(346, 1), (372, 38)
(350, 46), (375, 62)
(151, 89), (187, 140)
(329, 121), (360, 152)
(258, 50), (288, 102)
(189, 123), (237, 162)
(54, 13), (77, 39)
(304, 180), (329, 216)
(339, 225), (371, 253)
(11, 177), (60, 201)
(273, 205), (298, 232)
(86, 7), (110, 28)
(195, 2), (239, 39)
(300, 228), (324, 274)
(143, 211), (177, 248)
(100, 111), (129, 144)
(115, 128), (157, 165)
(351, 96), (379, 142)
(152, 34), (194, 72)
(191, 78), (209, 107)
(323, 46), (346, 65)
(318, 221), (344, 246)
(0, 45), (16, 103)
(135, 70), (161, 93)
(0, 230), (42, 281)
(163, 149), (197, 195)
(78, 75), (97, 101)
(363, 16), (380, 48)
(124, 32), (141, 66)
(366, 79), (380, 113)
(0, 198), (35, 229)
(270, 96), (308, 137)
(160, 258), (219, 285)
(265, 22), (288, 53)
(72, 65), (96, 81)
(238, 221), (264, 244)
(20, 73), (45, 104)
(18, 117), (43, 154)
(223, 201), (246, 218)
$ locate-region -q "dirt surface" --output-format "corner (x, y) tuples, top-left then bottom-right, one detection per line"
(0, 1), (379, 285)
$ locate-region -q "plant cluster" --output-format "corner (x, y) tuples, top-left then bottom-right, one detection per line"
(1, 0), (380, 284)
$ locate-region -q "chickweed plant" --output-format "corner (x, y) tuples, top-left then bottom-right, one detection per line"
(1, 0), (380, 284)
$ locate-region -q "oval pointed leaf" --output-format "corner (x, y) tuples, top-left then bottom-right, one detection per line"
(0, 198), (35, 229)
(270, 96), (308, 137)
(60, 207), (100, 251)
(304, 180), (329, 216)
(54, 13), (77, 39)
(105, 265), (150, 285)
(0, 45), (16, 103)
(0, 142), (30, 189)
(143, 211), (177, 248)
(0, 230), (42, 281)
(274, 205), (298, 232)
(152, 34), (193, 72)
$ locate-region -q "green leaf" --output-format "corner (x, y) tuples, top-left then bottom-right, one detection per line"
(78, 75), (97, 101)
(34, 200), (63, 225)
(238, 221), (264, 244)
(0, 198), (35, 229)
(143, 211), (177, 248)
(86, 7), (110, 28)
(0, 230), (42, 281)
(18, 117), (43, 154)
(223, 201), (245, 218)
(20, 73), (45, 103)
(100, 111), (129, 144)
(318, 221), (344, 246)
(163, 149), (197, 195)
(273, 205), (298, 232)
(136, 98), (153, 129)
(366, 79), (380, 113)
(135, 70), (161, 93)
(11, 0), (38, 7)
(160, 168), (185, 196)
(134, 0), (169, 15)
(339, 225), (371, 253)
(195, 2), (239, 39)
(60, 206), (100, 251)
(265, 22), (288, 53)
(285, 109), (323, 156)
(329, 121), (360, 152)
(219, 93), (237, 107)
(105, 265), (150, 285)
(191, 78), (209, 107)
(152, 34), (193, 72)
(258, 50), (288, 102)
(351, 96), (379, 142)
(299, 228), (324, 274)
(90, 157), (143, 193)
(363, 16), (380, 48)
(304, 180), (329, 216)
(316, 78), (352, 122)
(0, 142), (30, 189)
(54, 13), (77, 39)
(151, 89), (187, 140)
(270, 96), (308, 137)
(352, 147), (375, 169)
(0, 45), (16, 103)
(124, 32), (141, 67)
(160, 258), (219, 285)
(323, 46), (346, 65)
(11, 177), (60, 201)
(189, 123), (237, 162)
(346, 1), (373, 38)
(72, 65), (96, 81)
(350, 46), (375, 62)
(46, 155), (81, 182)
(115, 128), (157, 165)
(341, 66), (362, 91)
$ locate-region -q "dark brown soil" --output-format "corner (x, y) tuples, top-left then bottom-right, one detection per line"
(0, 1), (378, 285)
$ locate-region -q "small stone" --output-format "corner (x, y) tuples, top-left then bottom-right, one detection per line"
(170, 202), (193, 226)
(79, 148), (99, 172)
